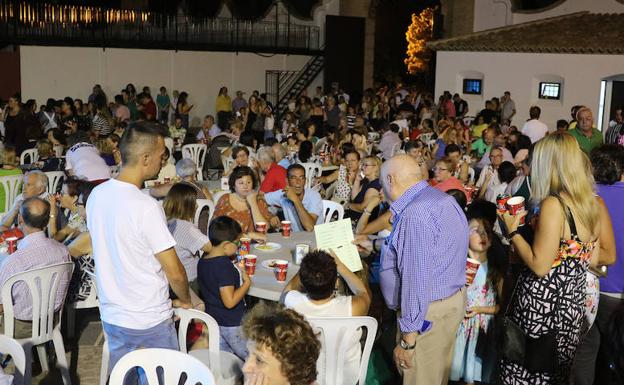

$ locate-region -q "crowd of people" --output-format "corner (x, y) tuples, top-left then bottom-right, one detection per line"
(0, 80), (622, 385)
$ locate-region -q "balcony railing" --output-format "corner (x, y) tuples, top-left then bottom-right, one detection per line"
(0, 1), (321, 54)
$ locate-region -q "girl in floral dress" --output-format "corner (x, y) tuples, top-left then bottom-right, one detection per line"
(450, 216), (506, 385)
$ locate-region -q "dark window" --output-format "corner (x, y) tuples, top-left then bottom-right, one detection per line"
(463, 79), (482, 95)
(538, 82), (561, 100)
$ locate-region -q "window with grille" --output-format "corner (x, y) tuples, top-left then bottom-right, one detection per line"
(539, 82), (561, 100)
(463, 79), (482, 95)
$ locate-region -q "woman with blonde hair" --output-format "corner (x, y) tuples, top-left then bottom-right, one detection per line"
(499, 132), (615, 384)
(345, 155), (382, 223)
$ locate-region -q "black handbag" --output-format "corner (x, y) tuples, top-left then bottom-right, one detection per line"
(502, 279), (560, 373)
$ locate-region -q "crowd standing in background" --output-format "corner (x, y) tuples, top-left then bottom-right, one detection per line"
(0, 80), (621, 385)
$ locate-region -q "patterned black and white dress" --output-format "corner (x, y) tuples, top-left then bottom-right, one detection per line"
(500, 206), (595, 384)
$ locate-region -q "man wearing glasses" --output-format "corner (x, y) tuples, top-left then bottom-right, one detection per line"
(475, 146), (505, 197)
(264, 164), (323, 232)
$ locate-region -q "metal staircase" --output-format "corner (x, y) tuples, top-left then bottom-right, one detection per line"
(265, 54), (325, 121)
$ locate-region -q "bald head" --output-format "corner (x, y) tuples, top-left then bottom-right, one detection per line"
(20, 197), (50, 230)
(381, 155), (424, 202)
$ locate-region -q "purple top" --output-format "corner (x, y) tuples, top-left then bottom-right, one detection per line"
(597, 182), (624, 293)
(380, 181), (468, 333)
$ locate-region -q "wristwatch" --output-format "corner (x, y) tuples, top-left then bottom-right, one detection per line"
(399, 339), (416, 350)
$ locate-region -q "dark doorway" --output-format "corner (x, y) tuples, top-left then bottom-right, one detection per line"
(609, 81), (624, 120)
(324, 15), (364, 96)
(0, 46), (20, 102)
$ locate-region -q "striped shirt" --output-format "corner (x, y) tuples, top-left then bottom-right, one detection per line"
(0, 231), (70, 320)
(380, 181), (468, 333)
(167, 219), (209, 281)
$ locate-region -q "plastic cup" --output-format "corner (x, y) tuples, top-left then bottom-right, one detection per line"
(244, 255), (257, 276)
(281, 221), (291, 238)
(466, 257), (481, 286)
(506, 196), (526, 225)
(239, 237), (251, 256)
(294, 243), (309, 265)
(255, 222), (268, 235)
(274, 259), (289, 282)
(496, 194), (511, 213)
(6, 237), (18, 254)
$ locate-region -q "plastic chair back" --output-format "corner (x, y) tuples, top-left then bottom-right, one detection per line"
(110, 165), (121, 178)
(194, 199), (215, 233)
(19, 149), (38, 166)
(45, 171), (65, 194)
(308, 316), (378, 385)
(0, 175), (23, 214)
(321, 200), (344, 223)
(174, 309), (221, 374)
(468, 167), (476, 184)
(390, 141), (403, 158)
(164, 137), (175, 164)
(182, 144), (208, 181)
(108, 348), (216, 385)
(300, 162), (321, 189)
(0, 334), (25, 384)
(1, 262), (73, 344)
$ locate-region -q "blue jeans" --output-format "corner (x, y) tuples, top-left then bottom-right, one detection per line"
(219, 325), (248, 360)
(103, 318), (179, 384)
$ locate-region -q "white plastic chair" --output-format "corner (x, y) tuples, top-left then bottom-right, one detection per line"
(175, 309), (243, 385)
(221, 157), (235, 174)
(1, 262), (74, 385)
(66, 274), (98, 339)
(109, 165), (121, 178)
(108, 348), (216, 385)
(468, 167), (476, 184)
(44, 171), (65, 194)
(322, 200), (344, 223)
(0, 334), (26, 384)
(53, 145), (64, 158)
(164, 137), (175, 165)
(194, 199), (215, 233)
(300, 162), (322, 190)
(367, 132), (380, 142)
(182, 144), (208, 181)
(19, 149), (38, 166)
(0, 174), (23, 214)
(308, 316), (378, 385)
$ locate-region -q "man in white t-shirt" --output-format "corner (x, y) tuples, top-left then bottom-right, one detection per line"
(65, 133), (111, 182)
(87, 121), (191, 375)
(520, 106), (548, 143)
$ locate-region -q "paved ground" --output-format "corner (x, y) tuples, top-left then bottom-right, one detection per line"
(31, 308), (103, 385)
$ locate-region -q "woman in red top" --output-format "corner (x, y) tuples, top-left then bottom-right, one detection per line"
(432, 157), (467, 199)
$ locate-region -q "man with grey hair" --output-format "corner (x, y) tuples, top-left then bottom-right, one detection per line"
(272, 142), (290, 169)
(354, 155), (467, 385)
(0, 197), (70, 338)
(258, 146), (287, 193)
(0, 170), (49, 231)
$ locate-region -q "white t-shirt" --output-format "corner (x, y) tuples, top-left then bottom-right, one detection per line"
(521, 119), (548, 143)
(284, 291), (361, 385)
(65, 142), (112, 181)
(87, 179), (176, 329)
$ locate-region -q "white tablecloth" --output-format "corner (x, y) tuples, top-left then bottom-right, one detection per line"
(247, 232), (316, 301)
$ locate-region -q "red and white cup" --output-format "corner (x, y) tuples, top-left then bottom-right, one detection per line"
(281, 221), (291, 238)
(506, 196), (526, 225)
(244, 255), (257, 276)
(255, 222), (268, 235)
(274, 259), (289, 282)
(6, 237), (18, 254)
(466, 257), (481, 286)
(239, 237), (251, 256)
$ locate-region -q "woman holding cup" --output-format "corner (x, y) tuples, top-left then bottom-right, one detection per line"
(498, 133), (615, 384)
(214, 166), (278, 236)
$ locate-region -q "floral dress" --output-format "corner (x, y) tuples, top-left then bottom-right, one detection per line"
(450, 260), (497, 384)
(331, 165), (352, 204)
(500, 204), (595, 384)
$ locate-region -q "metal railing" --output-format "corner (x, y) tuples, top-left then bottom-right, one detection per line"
(0, 1), (321, 54)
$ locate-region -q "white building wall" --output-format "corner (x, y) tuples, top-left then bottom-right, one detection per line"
(472, 0), (624, 32)
(20, 46), (322, 126)
(434, 50), (624, 130)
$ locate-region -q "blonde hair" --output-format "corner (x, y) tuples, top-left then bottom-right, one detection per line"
(2, 147), (18, 167)
(36, 139), (54, 158)
(363, 155), (382, 178)
(530, 132), (599, 234)
(96, 137), (114, 155)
